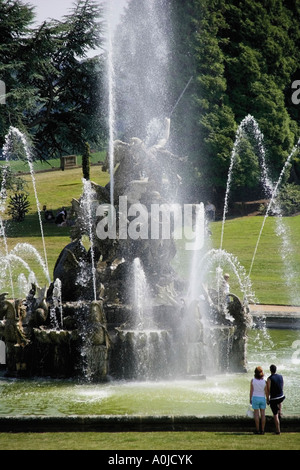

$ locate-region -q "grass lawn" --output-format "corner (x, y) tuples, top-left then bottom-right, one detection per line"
(0, 431), (300, 450)
(0, 151), (106, 173)
(209, 215), (300, 304)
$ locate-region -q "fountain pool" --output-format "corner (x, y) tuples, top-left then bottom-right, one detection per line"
(0, 329), (299, 418)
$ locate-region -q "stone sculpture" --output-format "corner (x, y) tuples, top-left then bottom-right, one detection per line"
(0, 118), (251, 380)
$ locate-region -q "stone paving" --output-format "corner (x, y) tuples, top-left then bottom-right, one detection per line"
(249, 304), (300, 328)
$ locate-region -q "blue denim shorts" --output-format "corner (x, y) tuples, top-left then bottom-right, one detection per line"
(252, 396), (266, 409)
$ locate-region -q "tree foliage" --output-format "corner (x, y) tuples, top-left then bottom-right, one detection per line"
(169, 0), (300, 202)
(0, 0), (106, 159)
(1, 0), (300, 205)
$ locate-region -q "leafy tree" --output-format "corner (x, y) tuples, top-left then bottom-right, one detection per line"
(0, 0), (35, 138)
(171, 0), (237, 202)
(169, 0), (300, 202)
(0, 0), (106, 160)
(222, 0), (299, 183)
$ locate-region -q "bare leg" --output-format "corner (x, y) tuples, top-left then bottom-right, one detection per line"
(274, 413), (281, 434)
(254, 409), (260, 433)
(260, 409), (266, 433)
(278, 402), (282, 418)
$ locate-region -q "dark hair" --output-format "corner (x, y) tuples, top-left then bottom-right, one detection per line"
(270, 364), (277, 373)
(254, 366), (264, 379)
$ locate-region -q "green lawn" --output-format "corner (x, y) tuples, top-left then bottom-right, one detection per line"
(0, 431), (299, 450)
(209, 215), (300, 304)
(0, 151), (106, 173)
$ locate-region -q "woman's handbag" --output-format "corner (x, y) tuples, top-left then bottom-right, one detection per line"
(246, 405), (254, 418)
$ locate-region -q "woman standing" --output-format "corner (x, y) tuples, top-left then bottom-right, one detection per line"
(250, 366), (268, 434)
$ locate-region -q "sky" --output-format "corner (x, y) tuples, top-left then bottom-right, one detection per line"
(28, 0), (128, 56)
(29, 0), (128, 30)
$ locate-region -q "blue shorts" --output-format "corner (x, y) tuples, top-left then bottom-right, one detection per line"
(252, 396), (266, 410)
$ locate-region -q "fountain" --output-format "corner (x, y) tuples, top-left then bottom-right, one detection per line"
(0, 112), (250, 381)
(0, 0), (298, 401)
(0, 0), (253, 382)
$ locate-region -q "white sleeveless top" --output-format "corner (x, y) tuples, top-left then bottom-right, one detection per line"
(252, 378), (266, 397)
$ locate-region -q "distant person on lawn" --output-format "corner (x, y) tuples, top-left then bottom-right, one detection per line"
(43, 205), (55, 222)
(55, 207), (67, 226)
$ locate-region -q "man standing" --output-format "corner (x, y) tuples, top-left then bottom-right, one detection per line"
(267, 364), (285, 434)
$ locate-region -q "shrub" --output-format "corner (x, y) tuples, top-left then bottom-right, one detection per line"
(8, 192), (30, 222)
(277, 183), (300, 216)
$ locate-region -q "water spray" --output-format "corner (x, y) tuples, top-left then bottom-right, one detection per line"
(149, 76), (193, 147)
(169, 76), (193, 118)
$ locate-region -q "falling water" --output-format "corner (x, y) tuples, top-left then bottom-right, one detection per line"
(122, 258), (172, 380)
(0, 253), (38, 295)
(2, 130), (44, 296)
(132, 257), (153, 329)
(17, 273), (29, 298)
(11, 243), (50, 282)
(220, 114), (272, 251)
(201, 248), (255, 304)
(52, 278), (63, 328)
(0, 216), (14, 298)
(3, 127), (50, 284)
(220, 131), (239, 252)
(1, 132), (17, 297)
(219, 115), (300, 306)
(0, 242), (49, 296)
(248, 140), (300, 278)
(81, 179), (97, 301)
(187, 203), (205, 302)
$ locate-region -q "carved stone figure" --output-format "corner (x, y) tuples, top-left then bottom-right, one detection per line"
(53, 239), (98, 301)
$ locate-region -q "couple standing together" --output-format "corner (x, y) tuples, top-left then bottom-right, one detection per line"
(250, 364), (285, 434)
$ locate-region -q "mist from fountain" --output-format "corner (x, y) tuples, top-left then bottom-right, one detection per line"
(97, 0), (255, 379)
(132, 257), (154, 330)
(0, 241), (51, 299)
(0, 253), (37, 296)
